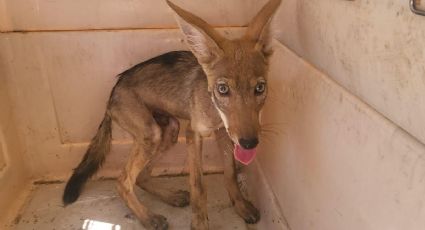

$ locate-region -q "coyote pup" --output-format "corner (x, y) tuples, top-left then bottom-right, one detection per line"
(63, 0), (281, 229)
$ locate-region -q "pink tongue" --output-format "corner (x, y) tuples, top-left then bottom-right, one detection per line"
(234, 145), (257, 165)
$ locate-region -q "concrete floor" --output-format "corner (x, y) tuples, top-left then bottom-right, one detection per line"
(9, 174), (253, 230)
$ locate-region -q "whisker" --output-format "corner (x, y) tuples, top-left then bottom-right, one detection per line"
(258, 135), (274, 145)
(260, 121), (289, 127)
(260, 129), (280, 136)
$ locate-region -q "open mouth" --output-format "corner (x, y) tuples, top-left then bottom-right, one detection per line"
(234, 145), (257, 165)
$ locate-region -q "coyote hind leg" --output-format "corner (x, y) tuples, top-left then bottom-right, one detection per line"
(136, 113), (190, 208)
(110, 92), (168, 230)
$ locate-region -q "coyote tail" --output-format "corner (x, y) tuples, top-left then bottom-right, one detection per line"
(62, 113), (112, 205)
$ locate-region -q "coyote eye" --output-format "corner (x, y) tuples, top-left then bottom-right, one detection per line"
(217, 83), (230, 95)
(255, 82), (266, 95)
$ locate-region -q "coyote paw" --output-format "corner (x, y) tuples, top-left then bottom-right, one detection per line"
(145, 214), (168, 230)
(235, 200), (260, 224)
(166, 190), (190, 207)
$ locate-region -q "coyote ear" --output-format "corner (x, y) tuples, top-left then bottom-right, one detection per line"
(245, 0), (281, 57)
(166, 0), (224, 64)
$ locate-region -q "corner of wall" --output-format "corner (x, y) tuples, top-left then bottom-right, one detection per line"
(0, 71), (32, 227)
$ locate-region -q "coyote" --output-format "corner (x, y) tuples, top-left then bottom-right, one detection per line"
(63, 0), (281, 229)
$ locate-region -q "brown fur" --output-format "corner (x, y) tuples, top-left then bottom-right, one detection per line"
(63, 0), (281, 229)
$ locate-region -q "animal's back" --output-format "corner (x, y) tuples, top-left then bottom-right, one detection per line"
(111, 51), (207, 119)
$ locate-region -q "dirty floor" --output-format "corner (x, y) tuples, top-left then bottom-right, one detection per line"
(9, 174), (254, 230)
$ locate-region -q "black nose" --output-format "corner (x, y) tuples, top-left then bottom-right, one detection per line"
(238, 138), (259, 149)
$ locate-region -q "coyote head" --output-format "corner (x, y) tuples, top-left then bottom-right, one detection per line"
(167, 0), (281, 165)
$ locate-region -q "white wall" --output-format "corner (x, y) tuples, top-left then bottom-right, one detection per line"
(256, 1), (425, 229)
(252, 42), (425, 230)
(0, 75), (31, 225)
(0, 0), (267, 31)
(274, 0), (425, 144)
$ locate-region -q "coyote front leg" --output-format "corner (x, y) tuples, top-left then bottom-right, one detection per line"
(215, 128), (260, 224)
(186, 127), (208, 230)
